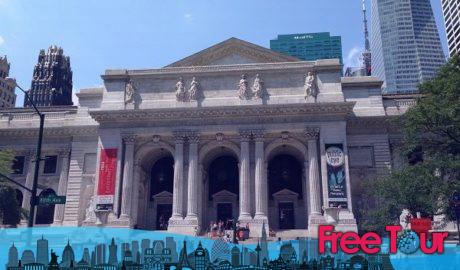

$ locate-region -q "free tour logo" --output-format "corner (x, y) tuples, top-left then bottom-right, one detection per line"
(318, 225), (449, 255)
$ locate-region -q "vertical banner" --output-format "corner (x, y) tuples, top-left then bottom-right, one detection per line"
(96, 148), (117, 210)
(325, 144), (348, 208)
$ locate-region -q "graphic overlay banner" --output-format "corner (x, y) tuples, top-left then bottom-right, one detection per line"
(325, 144), (348, 208)
(97, 148), (117, 210)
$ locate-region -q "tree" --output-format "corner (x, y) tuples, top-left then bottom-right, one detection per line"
(358, 55), (460, 233)
(0, 150), (23, 226)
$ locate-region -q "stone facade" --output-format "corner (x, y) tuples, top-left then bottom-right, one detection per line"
(0, 56), (16, 108)
(0, 38), (413, 237)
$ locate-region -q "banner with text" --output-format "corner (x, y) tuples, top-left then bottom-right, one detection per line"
(97, 148), (117, 210)
(325, 144), (348, 208)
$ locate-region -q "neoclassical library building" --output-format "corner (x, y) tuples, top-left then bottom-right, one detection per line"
(0, 38), (414, 237)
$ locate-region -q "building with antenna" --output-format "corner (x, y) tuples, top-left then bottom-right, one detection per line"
(344, 0), (371, 77)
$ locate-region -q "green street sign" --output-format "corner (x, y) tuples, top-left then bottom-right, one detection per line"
(38, 195), (66, 205)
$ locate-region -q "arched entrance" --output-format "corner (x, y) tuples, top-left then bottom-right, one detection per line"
(266, 143), (306, 230)
(200, 143), (240, 230)
(133, 142), (175, 230)
(150, 156), (174, 230)
(36, 188), (56, 225)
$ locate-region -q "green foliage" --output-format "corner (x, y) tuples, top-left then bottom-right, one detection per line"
(0, 185), (21, 226)
(0, 150), (25, 226)
(358, 55), (460, 233)
(0, 149), (14, 176)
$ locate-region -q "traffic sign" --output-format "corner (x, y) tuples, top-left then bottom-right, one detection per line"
(38, 194), (66, 205)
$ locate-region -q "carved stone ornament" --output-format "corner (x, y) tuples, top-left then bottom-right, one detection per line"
(305, 127), (320, 140)
(175, 77), (187, 102)
(304, 71), (318, 102)
(125, 80), (135, 104)
(252, 74), (265, 99)
(152, 135), (161, 143)
(216, 133), (224, 142)
(189, 77), (200, 101)
(237, 74), (251, 100)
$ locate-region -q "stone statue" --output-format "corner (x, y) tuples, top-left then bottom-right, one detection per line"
(304, 71), (318, 101)
(252, 74), (265, 99)
(84, 195), (96, 222)
(125, 80), (135, 104)
(238, 74), (250, 100)
(189, 77), (200, 101)
(175, 77), (187, 102)
(399, 208), (413, 229)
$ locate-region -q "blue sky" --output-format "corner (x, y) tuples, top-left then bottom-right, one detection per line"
(0, 0), (448, 106)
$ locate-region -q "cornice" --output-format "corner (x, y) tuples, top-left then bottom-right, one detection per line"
(102, 61), (341, 81)
(0, 125), (98, 138)
(90, 102), (355, 125)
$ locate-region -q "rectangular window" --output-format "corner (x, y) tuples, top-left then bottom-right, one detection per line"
(11, 156), (25, 174)
(43, 155), (58, 174)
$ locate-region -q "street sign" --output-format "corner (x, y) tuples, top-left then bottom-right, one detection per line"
(38, 194), (66, 205)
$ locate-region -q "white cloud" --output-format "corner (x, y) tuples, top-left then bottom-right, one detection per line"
(184, 13), (193, 20)
(0, 36), (4, 46)
(345, 46), (363, 68)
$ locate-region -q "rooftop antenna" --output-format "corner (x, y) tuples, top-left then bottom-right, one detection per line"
(362, 0), (372, 75)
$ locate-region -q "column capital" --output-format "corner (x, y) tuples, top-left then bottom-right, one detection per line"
(239, 130), (252, 142)
(173, 131), (186, 144)
(305, 127), (320, 140)
(122, 134), (137, 144)
(186, 131), (200, 144)
(252, 129), (265, 142)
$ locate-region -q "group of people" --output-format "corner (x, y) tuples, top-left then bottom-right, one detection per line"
(208, 219), (251, 241)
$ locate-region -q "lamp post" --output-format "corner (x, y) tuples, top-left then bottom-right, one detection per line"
(15, 83), (45, 228)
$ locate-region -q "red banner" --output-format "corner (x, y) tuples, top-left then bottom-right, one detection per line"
(97, 148), (117, 204)
(411, 218), (432, 234)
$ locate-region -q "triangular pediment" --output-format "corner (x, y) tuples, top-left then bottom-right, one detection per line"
(212, 189), (238, 198)
(165, 37), (299, 67)
(273, 188), (299, 198)
(152, 191), (173, 198)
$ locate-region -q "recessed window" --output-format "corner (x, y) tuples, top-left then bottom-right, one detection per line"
(11, 156), (25, 174)
(43, 155), (58, 174)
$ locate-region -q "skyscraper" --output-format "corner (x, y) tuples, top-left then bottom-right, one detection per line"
(441, 0), (460, 56)
(36, 236), (49, 265)
(371, 0), (446, 93)
(108, 238), (118, 266)
(25, 45), (73, 107)
(270, 32), (343, 63)
(0, 55), (17, 108)
(7, 243), (19, 267)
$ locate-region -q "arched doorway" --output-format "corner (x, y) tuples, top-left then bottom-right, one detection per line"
(208, 155), (239, 226)
(268, 151), (304, 230)
(36, 188), (56, 225)
(150, 156), (174, 230)
(133, 141), (176, 231)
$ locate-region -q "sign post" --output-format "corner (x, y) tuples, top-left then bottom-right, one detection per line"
(38, 194), (66, 205)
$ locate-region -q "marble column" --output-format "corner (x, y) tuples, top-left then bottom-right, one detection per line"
(120, 135), (136, 220)
(254, 130), (268, 219)
(171, 133), (185, 219)
(53, 149), (71, 224)
(21, 150), (36, 211)
(186, 133), (199, 221)
(238, 130), (252, 221)
(306, 128), (322, 216)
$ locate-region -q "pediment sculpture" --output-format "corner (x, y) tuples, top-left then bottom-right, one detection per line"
(304, 71), (318, 102)
(252, 74), (266, 99)
(189, 77), (200, 101)
(237, 74), (251, 100)
(125, 80), (135, 104)
(175, 77), (187, 102)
